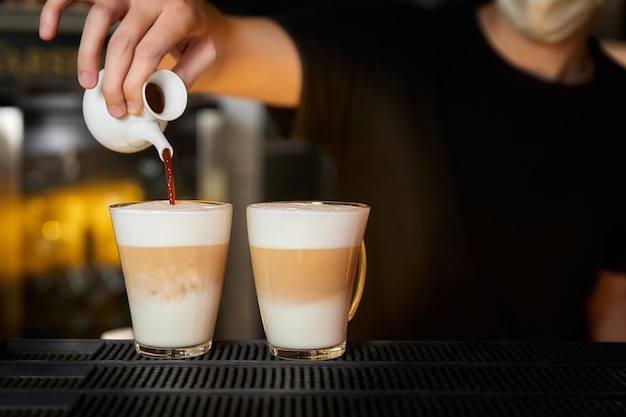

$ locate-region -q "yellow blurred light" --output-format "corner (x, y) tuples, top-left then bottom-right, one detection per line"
(61, 222), (80, 243)
(41, 220), (61, 241)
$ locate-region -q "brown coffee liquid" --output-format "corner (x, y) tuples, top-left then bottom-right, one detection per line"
(162, 148), (176, 205)
(118, 244), (229, 303)
(250, 246), (359, 303)
(145, 83), (165, 114)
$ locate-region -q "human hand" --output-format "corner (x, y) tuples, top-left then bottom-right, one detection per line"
(39, 0), (217, 118)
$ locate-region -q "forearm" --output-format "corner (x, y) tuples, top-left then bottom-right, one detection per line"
(587, 270), (626, 341)
(190, 13), (302, 107)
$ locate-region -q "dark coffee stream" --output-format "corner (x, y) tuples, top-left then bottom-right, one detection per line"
(162, 148), (176, 205)
(146, 82), (176, 205)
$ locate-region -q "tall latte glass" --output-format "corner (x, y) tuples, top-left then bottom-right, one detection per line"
(247, 201), (370, 360)
(110, 200), (232, 359)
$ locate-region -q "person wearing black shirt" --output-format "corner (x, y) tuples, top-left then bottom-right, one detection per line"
(40, 0), (626, 341)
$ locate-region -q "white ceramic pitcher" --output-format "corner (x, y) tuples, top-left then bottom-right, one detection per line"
(83, 69), (187, 160)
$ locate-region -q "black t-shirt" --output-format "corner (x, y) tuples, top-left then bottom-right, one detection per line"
(270, 1), (626, 340)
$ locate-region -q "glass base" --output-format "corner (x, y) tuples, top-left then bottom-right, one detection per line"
(135, 340), (212, 359)
(268, 341), (346, 360)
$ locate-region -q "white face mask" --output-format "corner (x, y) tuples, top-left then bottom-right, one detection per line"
(496, 0), (602, 43)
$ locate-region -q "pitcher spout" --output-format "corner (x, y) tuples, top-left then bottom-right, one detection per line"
(129, 121), (173, 161)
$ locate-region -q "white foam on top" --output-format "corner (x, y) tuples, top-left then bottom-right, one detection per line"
(115, 200), (221, 212)
(110, 200), (232, 247)
(250, 201), (365, 213)
(247, 201), (369, 248)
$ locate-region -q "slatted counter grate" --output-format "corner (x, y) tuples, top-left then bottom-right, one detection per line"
(1, 340), (626, 416)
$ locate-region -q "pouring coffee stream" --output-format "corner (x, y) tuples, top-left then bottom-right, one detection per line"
(82, 69), (187, 204)
(162, 148), (176, 205)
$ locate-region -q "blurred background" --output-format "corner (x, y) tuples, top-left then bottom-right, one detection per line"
(1, 0), (626, 341)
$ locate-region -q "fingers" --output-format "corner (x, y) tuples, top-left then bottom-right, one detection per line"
(112, 2), (203, 115)
(39, 0), (80, 40)
(41, 0), (206, 119)
(78, 2), (126, 89)
(167, 2), (217, 90)
(101, 4), (158, 116)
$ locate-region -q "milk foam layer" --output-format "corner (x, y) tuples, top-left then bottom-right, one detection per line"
(110, 200), (232, 247)
(247, 201), (369, 248)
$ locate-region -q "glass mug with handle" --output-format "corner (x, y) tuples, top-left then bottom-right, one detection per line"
(246, 201), (370, 360)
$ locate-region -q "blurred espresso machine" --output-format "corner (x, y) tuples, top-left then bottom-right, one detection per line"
(0, 2), (333, 341)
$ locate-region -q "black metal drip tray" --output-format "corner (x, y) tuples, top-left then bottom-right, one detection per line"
(1, 340), (626, 417)
(0, 339), (103, 361)
(67, 393), (626, 417)
(0, 391), (80, 409)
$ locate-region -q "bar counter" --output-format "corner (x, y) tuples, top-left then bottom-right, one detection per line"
(1, 339), (626, 416)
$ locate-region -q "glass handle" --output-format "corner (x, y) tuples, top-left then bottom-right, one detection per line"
(348, 241), (366, 321)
